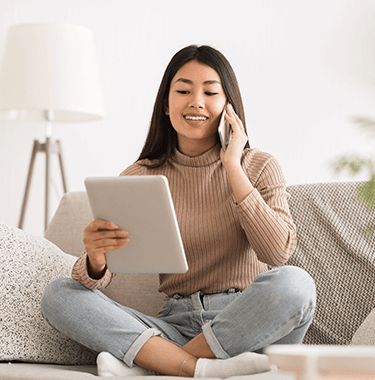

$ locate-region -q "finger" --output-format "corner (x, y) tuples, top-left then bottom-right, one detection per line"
(86, 238), (129, 254)
(83, 231), (129, 250)
(85, 219), (119, 232)
(83, 230), (129, 248)
(85, 234), (129, 248)
(95, 237), (129, 248)
(93, 229), (129, 241)
(225, 104), (244, 132)
(226, 104), (242, 122)
(89, 242), (128, 257)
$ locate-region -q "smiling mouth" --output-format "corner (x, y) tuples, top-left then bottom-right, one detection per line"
(184, 115), (208, 121)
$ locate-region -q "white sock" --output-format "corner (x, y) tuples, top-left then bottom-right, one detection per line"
(97, 352), (155, 377)
(194, 352), (272, 378)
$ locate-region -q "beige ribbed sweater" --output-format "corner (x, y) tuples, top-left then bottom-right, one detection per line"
(72, 143), (296, 295)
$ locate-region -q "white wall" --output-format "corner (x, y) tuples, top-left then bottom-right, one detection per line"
(1, 0), (375, 236)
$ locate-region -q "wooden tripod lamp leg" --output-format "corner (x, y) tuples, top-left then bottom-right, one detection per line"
(44, 137), (51, 231)
(56, 140), (68, 193)
(18, 139), (68, 231)
(18, 140), (41, 229)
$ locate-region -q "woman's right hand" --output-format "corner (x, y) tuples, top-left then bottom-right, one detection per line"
(83, 219), (129, 279)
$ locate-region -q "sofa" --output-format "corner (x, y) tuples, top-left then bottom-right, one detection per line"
(1, 181), (375, 380)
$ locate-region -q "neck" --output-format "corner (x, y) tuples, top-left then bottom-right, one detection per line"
(177, 136), (218, 157)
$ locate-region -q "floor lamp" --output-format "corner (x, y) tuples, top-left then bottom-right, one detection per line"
(0, 23), (104, 231)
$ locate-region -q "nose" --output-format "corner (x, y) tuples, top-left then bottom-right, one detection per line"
(188, 93), (204, 109)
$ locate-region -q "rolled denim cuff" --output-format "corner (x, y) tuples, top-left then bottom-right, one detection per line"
(202, 322), (230, 359)
(123, 328), (161, 367)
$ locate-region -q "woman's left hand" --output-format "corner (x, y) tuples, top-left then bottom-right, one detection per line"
(220, 104), (248, 170)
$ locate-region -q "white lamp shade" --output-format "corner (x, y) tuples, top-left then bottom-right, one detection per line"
(0, 23), (104, 122)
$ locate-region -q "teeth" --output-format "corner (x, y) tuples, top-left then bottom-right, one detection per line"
(184, 116), (207, 121)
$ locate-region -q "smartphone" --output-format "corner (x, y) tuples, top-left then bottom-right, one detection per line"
(218, 104), (232, 151)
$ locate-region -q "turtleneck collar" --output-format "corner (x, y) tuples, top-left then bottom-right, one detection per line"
(171, 143), (222, 167)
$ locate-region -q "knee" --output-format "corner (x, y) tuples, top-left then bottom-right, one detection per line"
(41, 278), (83, 319)
(276, 266), (316, 307)
(256, 266), (316, 308)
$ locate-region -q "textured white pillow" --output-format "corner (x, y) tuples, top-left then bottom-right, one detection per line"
(0, 222), (97, 364)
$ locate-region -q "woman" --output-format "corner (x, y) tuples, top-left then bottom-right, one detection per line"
(41, 45), (316, 378)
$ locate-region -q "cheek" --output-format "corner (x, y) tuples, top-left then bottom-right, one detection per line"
(212, 97), (227, 114)
(211, 103), (226, 125)
(169, 114), (180, 131)
(211, 115), (222, 131)
(167, 103), (182, 131)
(168, 94), (182, 116)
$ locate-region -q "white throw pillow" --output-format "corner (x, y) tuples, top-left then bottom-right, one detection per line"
(0, 222), (97, 364)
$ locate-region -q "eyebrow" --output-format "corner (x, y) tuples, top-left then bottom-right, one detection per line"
(174, 78), (221, 85)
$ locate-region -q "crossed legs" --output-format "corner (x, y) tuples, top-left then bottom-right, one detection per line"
(41, 266), (316, 377)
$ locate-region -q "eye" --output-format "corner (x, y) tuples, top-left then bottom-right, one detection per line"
(177, 90), (189, 94)
(205, 92), (218, 96)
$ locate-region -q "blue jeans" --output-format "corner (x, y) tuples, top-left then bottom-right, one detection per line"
(41, 266), (316, 367)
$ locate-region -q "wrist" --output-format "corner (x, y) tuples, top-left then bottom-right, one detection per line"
(222, 156), (241, 171)
(223, 161), (245, 179)
(87, 255), (107, 280)
(224, 164), (254, 204)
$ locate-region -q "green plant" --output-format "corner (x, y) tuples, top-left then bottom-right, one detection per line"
(332, 117), (375, 235)
(334, 155), (375, 209)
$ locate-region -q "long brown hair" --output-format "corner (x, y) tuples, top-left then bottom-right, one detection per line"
(137, 45), (249, 167)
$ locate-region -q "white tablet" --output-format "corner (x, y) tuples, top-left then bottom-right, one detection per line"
(84, 175), (188, 274)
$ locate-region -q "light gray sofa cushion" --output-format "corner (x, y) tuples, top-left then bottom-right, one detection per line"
(44, 191), (92, 257)
(285, 182), (375, 345)
(0, 222), (97, 365)
(0, 363), (98, 380)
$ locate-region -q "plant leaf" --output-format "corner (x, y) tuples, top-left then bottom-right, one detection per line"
(333, 156), (374, 176)
(357, 180), (375, 210)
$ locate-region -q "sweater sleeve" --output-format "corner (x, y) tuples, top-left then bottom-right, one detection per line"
(71, 252), (115, 290)
(236, 152), (296, 266)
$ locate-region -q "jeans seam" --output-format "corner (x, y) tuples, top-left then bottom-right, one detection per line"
(157, 297), (174, 318)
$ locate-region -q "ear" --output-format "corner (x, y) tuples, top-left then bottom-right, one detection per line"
(164, 99), (169, 115)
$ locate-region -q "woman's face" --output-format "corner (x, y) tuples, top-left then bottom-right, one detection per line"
(167, 60), (227, 156)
